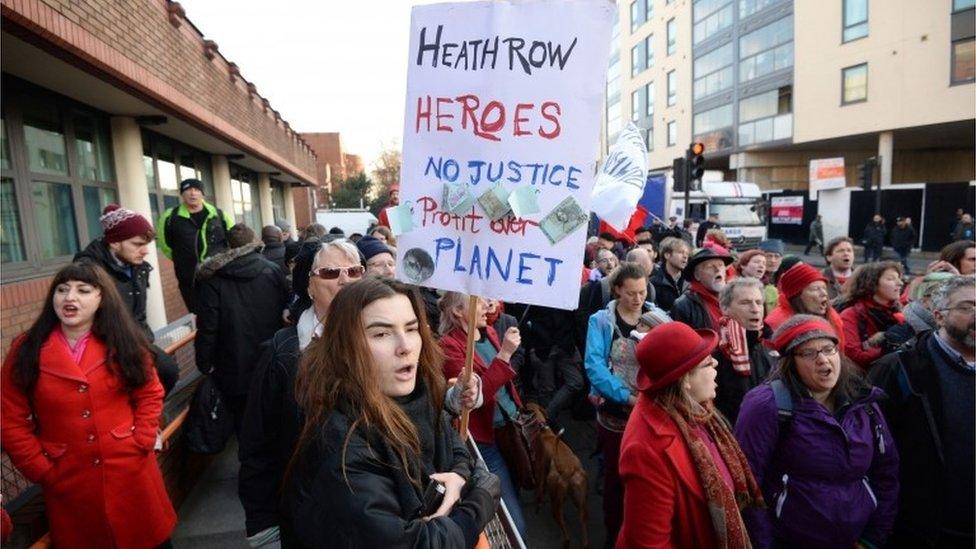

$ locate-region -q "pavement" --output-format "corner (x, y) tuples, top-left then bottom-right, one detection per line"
(172, 440), (251, 548)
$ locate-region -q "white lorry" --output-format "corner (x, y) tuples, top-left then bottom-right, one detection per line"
(314, 208), (378, 237)
(663, 171), (767, 249)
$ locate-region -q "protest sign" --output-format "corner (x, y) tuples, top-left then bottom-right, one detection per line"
(770, 196), (804, 225)
(809, 157), (846, 200)
(590, 123), (648, 230)
(397, 0), (613, 310)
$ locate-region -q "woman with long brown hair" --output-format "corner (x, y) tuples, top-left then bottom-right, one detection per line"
(1, 261), (175, 548)
(281, 277), (499, 548)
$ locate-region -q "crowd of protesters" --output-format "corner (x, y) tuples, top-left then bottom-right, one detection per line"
(0, 176), (973, 549)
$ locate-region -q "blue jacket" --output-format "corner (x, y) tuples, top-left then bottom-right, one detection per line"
(734, 383), (900, 548)
(584, 300), (670, 405)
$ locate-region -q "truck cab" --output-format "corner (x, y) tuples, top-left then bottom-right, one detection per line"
(665, 175), (767, 250)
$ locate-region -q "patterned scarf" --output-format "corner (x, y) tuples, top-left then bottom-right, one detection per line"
(690, 280), (724, 328)
(664, 402), (764, 549)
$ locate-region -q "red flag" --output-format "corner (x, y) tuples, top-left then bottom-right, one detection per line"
(598, 205), (649, 246)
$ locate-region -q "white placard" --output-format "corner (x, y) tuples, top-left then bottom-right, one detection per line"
(809, 157), (846, 200)
(396, 0), (614, 310)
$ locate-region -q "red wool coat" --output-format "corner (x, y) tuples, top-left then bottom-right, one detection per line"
(617, 396), (719, 548)
(1, 334), (176, 549)
(439, 326), (522, 445)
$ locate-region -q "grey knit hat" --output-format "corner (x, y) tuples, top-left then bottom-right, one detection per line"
(770, 314), (839, 355)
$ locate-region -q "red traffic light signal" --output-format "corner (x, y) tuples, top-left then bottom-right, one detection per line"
(690, 142), (705, 156)
(687, 143), (705, 183)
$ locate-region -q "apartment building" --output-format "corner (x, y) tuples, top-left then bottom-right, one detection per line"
(606, 0), (975, 249)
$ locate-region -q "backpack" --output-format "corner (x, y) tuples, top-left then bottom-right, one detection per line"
(769, 379), (887, 455)
(183, 375), (235, 454)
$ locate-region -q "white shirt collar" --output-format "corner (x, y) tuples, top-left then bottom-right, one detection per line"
(297, 307), (324, 351)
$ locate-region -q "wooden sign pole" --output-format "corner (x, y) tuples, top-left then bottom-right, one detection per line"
(458, 294), (480, 437)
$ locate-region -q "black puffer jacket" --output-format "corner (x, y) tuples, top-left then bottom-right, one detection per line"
(280, 379), (492, 549)
(194, 244), (288, 396)
(75, 238), (154, 340)
(239, 326), (303, 536)
(649, 266), (685, 312)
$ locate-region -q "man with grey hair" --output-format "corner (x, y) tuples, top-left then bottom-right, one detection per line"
(870, 275), (975, 547)
(713, 277), (776, 421)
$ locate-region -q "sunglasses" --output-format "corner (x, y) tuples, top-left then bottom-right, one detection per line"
(312, 265), (365, 280)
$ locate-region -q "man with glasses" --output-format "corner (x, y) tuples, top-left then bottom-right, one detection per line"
(870, 276), (976, 547)
(356, 236), (395, 278)
(194, 224), (289, 432)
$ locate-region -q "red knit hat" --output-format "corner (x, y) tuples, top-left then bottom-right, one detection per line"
(769, 314), (839, 355)
(737, 249), (764, 270)
(100, 204), (154, 243)
(635, 322), (718, 393)
(777, 262), (827, 299)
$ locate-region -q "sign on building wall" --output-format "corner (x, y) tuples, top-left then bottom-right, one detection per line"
(395, 0), (613, 310)
(770, 196), (804, 225)
(809, 157), (846, 200)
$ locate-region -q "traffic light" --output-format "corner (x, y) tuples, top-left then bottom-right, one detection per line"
(672, 157), (687, 192)
(859, 158), (877, 191)
(686, 142), (705, 191)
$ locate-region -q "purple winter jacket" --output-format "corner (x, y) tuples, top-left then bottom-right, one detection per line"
(734, 383), (899, 548)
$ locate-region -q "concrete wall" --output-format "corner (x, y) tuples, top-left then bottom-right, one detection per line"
(793, 0), (975, 143)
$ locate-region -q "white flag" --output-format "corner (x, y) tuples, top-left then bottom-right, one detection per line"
(590, 123), (647, 229)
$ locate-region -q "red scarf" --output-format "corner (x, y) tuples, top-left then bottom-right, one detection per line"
(690, 280), (723, 328)
(664, 402), (764, 548)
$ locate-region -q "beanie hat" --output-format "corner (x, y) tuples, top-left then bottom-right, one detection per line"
(777, 262), (827, 299)
(635, 322), (718, 393)
(179, 178), (204, 194)
(356, 236), (392, 263)
(737, 249), (765, 270)
(911, 272), (954, 301)
(770, 314), (839, 355)
(274, 219), (292, 232)
(100, 204), (154, 243)
(758, 239), (785, 255)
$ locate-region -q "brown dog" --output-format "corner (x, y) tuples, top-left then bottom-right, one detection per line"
(523, 402), (588, 548)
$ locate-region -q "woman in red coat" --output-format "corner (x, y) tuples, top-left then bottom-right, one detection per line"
(618, 322), (763, 548)
(839, 261), (905, 370)
(1, 261), (176, 548)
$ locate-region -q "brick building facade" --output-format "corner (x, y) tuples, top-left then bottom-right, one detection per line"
(1, 0), (324, 362)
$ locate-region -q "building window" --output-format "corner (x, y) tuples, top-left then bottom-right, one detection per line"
(667, 70), (677, 105)
(953, 0), (976, 12)
(843, 0), (868, 42)
(1, 78), (121, 280)
(230, 164), (260, 229)
(693, 103), (733, 134)
(667, 18), (677, 55)
(842, 63), (868, 104)
(144, 130), (214, 225)
(694, 0), (733, 44)
(739, 15), (794, 82)
(646, 0), (654, 20)
(646, 128), (655, 151)
(645, 35), (655, 69)
(738, 86), (793, 145)
(646, 82), (655, 117)
(667, 121), (678, 146)
(739, 0), (779, 19)
(693, 43), (734, 99)
(631, 1), (641, 33)
(952, 38), (976, 84)
(632, 45), (642, 77)
(271, 181), (287, 223)
(694, 103), (735, 150)
(632, 90), (641, 121)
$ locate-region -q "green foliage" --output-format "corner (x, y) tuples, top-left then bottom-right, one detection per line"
(331, 172), (372, 209)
